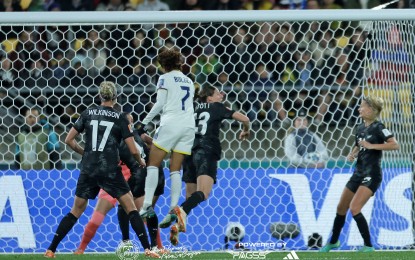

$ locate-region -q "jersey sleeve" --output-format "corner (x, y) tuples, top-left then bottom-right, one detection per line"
(120, 114), (134, 140)
(377, 122), (393, 141)
(73, 111), (87, 133)
(156, 75), (167, 90)
(217, 103), (235, 119)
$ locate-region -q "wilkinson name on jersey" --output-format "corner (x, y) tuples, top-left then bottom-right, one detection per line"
(88, 109), (120, 119)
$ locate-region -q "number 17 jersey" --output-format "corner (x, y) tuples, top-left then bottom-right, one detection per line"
(73, 105), (133, 174)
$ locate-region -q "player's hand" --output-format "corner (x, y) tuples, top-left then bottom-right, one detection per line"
(141, 133), (153, 146)
(137, 124), (149, 136)
(358, 139), (373, 149)
(347, 153), (356, 162)
(239, 130), (250, 140)
(138, 157), (146, 168)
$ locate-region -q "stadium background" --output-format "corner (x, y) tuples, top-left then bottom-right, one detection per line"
(1, 0), (414, 254)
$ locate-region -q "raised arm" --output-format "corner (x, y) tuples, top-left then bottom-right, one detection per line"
(232, 111), (250, 140)
(142, 89), (167, 125)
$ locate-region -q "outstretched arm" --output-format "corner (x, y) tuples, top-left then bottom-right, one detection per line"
(142, 89), (167, 125)
(232, 111), (250, 140)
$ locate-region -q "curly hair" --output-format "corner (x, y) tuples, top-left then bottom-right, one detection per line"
(158, 49), (183, 72)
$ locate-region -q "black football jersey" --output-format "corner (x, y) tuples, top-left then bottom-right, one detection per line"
(193, 102), (235, 160)
(73, 105), (134, 174)
(354, 120), (393, 177)
(119, 130), (148, 173)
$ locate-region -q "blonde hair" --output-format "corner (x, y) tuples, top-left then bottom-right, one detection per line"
(99, 81), (117, 101)
(363, 96), (384, 117)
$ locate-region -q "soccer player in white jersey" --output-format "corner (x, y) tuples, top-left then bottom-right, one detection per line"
(138, 49), (195, 225)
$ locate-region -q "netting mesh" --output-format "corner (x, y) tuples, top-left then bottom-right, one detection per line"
(0, 13), (414, 253)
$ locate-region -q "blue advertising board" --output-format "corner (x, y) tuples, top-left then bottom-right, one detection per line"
(0, 167), (412, 252)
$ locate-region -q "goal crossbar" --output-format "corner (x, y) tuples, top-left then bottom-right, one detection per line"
(0, 9), (415, 24)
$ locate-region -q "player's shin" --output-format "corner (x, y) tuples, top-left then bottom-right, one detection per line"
(146, 214), (160, 248)
(78, 211), (105, 251)
(48, 213), (78, 252)
(353, 213), (372, 247)
(170, 171), (181, 210)
(142, 166), (159, 213)
(181, 191), (205, 215)
(329, 213), (346, 244)
(129, 210), (151, 250)
(117, 205), (130, 241)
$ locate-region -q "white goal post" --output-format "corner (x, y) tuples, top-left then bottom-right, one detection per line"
(0, 9), (414, 253)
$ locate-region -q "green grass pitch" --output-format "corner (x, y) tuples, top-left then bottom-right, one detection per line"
(0, 251), (414, 260)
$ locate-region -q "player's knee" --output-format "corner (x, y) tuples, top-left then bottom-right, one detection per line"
(349, 205), (361, 216)
(336, 204), (348, 215)
(72, 198), (87, 216)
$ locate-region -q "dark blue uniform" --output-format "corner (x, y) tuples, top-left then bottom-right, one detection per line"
(73, 106), (133, 200)
(183, 102), (235, 184)
(346, 120), (393, 193)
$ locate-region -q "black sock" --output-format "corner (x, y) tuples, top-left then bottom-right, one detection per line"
(129, 210), (150, 250)
(48, 213), (78, 252)
(146, 214), (159, 248)
(353, 213), (372, 247)
(117, 205), (130, 241)
(181, 191), (205, 215)
(329, 214), (346, 244)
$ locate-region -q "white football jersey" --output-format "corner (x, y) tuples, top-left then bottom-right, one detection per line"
(157, 70), (195, 128)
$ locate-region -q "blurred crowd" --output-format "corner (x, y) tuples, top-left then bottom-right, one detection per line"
(0, 0), (412, 12)
(0, 0), (412, 130)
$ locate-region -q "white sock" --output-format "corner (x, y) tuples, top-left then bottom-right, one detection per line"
(143, 166), (159, 209)
(170, 171), (181, 210)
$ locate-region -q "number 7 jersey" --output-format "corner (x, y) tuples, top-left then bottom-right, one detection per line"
(157, 70), (195, 128)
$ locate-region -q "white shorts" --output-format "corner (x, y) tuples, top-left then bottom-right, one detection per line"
(153, 126), (195, 155)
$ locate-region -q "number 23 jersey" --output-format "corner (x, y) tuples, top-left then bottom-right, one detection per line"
(193, 102), (235, 160)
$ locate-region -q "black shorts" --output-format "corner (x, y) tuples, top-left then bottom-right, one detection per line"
(128, 166), (165, 198)
(346, 173), (382, 194)
(75, 166), (131, 200)
(182, 149), (218, 184)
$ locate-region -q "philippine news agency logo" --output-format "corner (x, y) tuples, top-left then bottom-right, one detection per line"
(227, 242), (286, 259)
(116, 240), (140, 260)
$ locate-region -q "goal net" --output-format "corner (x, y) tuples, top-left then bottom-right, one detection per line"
(0, 10), (413, 253)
